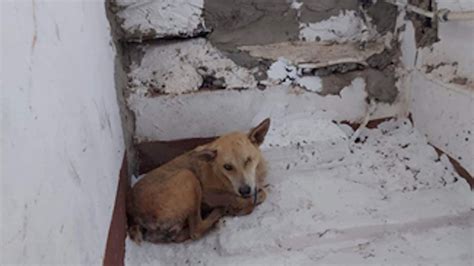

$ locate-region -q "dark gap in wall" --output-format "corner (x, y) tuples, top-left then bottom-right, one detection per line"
(136, 137), (217, 175)
(407, 0), (440, 48)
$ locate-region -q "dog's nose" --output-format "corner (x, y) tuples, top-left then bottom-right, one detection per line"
(238, 185), (251, 197)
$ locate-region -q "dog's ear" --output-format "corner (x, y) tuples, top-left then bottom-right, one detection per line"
(193, 149), (217, 162)
(248, 118), (271, 146)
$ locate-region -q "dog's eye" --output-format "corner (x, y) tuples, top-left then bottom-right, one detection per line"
(223, 164), (234, 171)
(245, 157), (252, 165)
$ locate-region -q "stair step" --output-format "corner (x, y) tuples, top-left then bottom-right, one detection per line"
(127, 38), (257, 95)
(125, 118), (472, 265)
(113, 0), (206, 41)
(129, 83), (375, 142)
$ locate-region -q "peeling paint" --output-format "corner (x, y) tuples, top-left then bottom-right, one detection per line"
(127, 38), (256, 95)
(113, 0), (402, 105)
(263, 45), (399, 102)
(113, 0), (404, 142)
(290, 0), (303, 13)
(114, 0), (207, 41)
(266, 58), (298, 85)
(296, 76), (323, 93)
(299, 10), (375, 43)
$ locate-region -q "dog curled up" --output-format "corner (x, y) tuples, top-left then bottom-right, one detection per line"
(127, 118), (271, 244)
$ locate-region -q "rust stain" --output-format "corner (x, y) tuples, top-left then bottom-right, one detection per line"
(433, 146), (474, 190)
(103, 154), (129, 266)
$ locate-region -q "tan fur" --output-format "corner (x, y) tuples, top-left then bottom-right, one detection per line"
(127, 118), (270, 244)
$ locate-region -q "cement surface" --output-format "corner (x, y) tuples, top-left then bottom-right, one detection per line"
(125, 117), (473, 265)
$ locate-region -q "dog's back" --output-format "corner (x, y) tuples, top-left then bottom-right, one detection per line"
(127, 118), (271, 243)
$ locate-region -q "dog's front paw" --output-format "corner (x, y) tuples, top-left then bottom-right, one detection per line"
(256, 188), (267, 205)
(128, 225), (143, 245)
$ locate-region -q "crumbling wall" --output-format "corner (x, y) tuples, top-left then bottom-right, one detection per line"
(406, 0), (439, 48)
(398, 0), (474, 175)
(108, 0), (404, 143)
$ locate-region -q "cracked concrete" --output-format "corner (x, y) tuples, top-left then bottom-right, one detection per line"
(299, 10), (373, 43)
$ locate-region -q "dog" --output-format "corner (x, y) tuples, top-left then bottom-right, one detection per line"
(127, 118), (270, 244)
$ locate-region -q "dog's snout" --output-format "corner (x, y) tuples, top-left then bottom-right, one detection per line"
(238, 185), (251, 197)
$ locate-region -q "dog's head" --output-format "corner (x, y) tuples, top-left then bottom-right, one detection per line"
(193, 118), (270, 200)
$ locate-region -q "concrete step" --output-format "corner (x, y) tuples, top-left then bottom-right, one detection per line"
(128, 83), (402, 142)
(124, 36), (402, 143)
(116, 1), (402, 145)
(126, 38), (387, 96)
(112, 0), (207, 41)
(125, 117), (473, 265)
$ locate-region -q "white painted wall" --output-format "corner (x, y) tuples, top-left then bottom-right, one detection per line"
(1, 1), (124, 264)
(398, 0), (474, 175)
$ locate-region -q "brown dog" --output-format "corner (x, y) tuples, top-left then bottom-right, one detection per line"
(127, 118), (270, 244)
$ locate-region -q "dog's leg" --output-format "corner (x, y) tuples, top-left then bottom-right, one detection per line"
(188, 205), (224, 240)
(187, 173), (225, 240)
(203, 188), (267, 216)
(188, 208), (223, 240)
(235, 188), (266, 215)
(173, 228), (191, 243)
(227, 198), (256, 216)
(128, 224), (143, 244)
(256, 188), (267, 204)
(226, 189), (267, 216)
